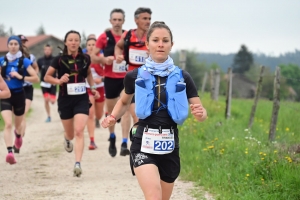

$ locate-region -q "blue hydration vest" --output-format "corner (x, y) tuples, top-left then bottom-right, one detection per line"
(135, 66), (189, 125)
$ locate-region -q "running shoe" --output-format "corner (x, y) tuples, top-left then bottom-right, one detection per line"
(108, 137), (117, 157)
(14, 130), (23, 149)
(13, 145), (20, 154)
(120, 142), (130, 156)
(88, 142), (97, 150)
(45, 116), (51, 123)
(95, 119), (100, 128)
(64, 139), (73, 153)
(6, 152), (17, 165)
(73, 163), (82, 177)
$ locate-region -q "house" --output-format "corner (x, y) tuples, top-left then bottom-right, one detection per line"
(224, 73), (256, 98)
(0, 35), (64, 59)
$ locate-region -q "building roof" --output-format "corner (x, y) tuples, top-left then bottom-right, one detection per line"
(0, 35), (62, 52)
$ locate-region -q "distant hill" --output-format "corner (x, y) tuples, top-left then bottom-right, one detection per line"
(196, 49), (300, 72)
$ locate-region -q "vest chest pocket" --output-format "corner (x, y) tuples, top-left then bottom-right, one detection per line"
(168, 82), (189, 125)
(135, 78), (154, 119)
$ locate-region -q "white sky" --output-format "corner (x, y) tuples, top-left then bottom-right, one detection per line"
(1, 0), (299, 56)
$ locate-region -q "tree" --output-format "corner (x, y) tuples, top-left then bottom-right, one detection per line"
(36, 25), (46, 35)
(232, 44), (254, 74)
(0, 24), (8, 37)
(172, 50), (207, 89)
(280, 64), (300, 101)
(8, 27), (14, 36)
(80, 31), (87, 49)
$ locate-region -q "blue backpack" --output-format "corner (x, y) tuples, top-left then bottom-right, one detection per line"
(135, 66), (189, 125)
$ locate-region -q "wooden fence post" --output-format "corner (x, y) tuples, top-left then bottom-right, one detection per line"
(179, 50), (186, 70)
(201, 72), (208, 95)
(225, 68), (232, 119)
(213, 69), (220, 101)
(248, 66), (265, 129)
(269, 66), (281, 141)
(210, 69), (214, 100)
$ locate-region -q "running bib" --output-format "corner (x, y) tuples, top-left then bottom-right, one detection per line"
(129, 49), (148, 65)
(112, 60), (127, 73)
(40, 81), (51, 88)
(141, 127), (174, 155)
(67, 83), (86, 95)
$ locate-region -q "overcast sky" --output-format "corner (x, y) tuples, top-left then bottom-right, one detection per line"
(1, 0), (299, 56)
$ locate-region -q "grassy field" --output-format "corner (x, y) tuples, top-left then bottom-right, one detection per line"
(179, 93), (300, 200)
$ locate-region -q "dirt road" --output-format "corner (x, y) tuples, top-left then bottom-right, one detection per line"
(0, 89), (197, 200)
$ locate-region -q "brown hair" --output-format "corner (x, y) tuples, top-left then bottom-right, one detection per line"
(86, 38), (96, 44)
(63, 30), (83, 55)
(22, 45), (30, 58)
(147, 21), (173, 43)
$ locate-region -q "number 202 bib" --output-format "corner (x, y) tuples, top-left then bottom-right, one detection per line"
(67, 83), (86, 95)
(141, 128), (175, 155)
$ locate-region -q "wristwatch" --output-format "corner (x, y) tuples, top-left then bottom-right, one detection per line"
(91, 85), (97, 90)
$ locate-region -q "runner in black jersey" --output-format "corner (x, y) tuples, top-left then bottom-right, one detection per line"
(37, 44), (56, 122)
(102, 22), (207, 199)
(44, 30), (99, 177)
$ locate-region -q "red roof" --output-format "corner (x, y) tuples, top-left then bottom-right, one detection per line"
(0, 35), (62, 52)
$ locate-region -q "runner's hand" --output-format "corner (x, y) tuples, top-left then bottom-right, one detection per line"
(115, 55), (124, 64)
(101, 115), (116, 128)
(190, 104), (206, 120)
(59, 73), (69, 84)
(105, 56), (114, 65)
(92, 89), (100, 99)
(9, 71), (22, 79)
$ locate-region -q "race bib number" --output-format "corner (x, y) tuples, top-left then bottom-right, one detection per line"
(141, 127), (174, 155)
(40, 81), (51, 88)
(129, 49), (148, 65)
(67, 83), (86, 95)
(112, 60), (127, 73)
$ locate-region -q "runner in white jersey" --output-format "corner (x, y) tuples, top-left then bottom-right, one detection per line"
(85, 38), (105, 150)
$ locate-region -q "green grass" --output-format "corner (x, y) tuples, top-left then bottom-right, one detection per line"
(179, 93), (300, 200)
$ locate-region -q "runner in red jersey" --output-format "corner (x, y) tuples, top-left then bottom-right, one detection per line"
(115, 7), (152, 124)
(85, 38), (105, 150)
(91, 9), (131, 157)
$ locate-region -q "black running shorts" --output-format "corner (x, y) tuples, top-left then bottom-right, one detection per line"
(23, 85), (34, 101)
(41, 85), (57, 96)
(57, 94), (90, 120)
(130, 138), (180, 183)
(104, 77), (124, 99)
(1, 90), (26, 116)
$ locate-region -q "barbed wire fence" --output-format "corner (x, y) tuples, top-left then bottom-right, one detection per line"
(201, 66), (300, 141)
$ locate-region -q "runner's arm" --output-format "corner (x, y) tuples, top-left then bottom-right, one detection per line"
(24, 66), (39, 83)
(0, 76), (11, 99)
(86, 67), (96, 89)
(31, 61), (39, 74)
(102, 90), (133, 127)
(44, 67), (62, 85)
(91, 47), (105, 64)
(114, 36), (125, 63)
